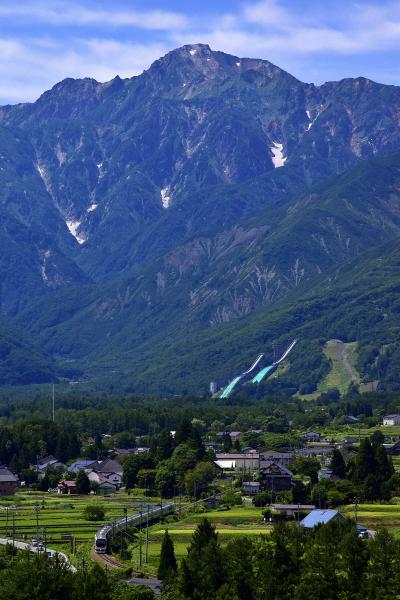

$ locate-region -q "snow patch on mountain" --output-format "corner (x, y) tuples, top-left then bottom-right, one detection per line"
(271, 142), (287, 168)
(161, 187), (171, 209)
(66, 220), (85, 244)
(189, 48), (197, 56)
(87, 203), (98, 213)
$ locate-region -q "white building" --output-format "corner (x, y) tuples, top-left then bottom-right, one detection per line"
(383, 414), (400, 426)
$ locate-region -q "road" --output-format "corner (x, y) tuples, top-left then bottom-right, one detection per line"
(0, 537), (76, 572)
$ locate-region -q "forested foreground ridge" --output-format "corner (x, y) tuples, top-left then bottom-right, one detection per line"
(2, 520), (400, 600)
(1, 44), (400, 392)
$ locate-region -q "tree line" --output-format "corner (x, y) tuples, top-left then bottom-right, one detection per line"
(159, 518), (400, 600)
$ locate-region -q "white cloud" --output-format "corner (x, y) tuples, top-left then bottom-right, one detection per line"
(243, 0), (290, 27)
(0, 37), (169, 103)
(0, 0), (399, 103)
(0, 1), (188, 30)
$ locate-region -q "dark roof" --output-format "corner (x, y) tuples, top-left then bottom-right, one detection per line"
(0, 467), (18, 483)
(94, 458), (122, 473)
(127, 578), (162, 596)
(261, 451), (293, 459)
(215, 453), (259, 460)
(260, 461), (293, 476)
(272, 504), (316, 510)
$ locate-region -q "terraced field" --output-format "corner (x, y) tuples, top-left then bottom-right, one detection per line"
(0, 489), (162, 566)
(143, 506), (271, 573)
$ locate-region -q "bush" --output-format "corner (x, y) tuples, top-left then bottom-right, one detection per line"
(253, 491), (272, 507)
(83, 505), (105, 521)
(220, 490), (242, 506)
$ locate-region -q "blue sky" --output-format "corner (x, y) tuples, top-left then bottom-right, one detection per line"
(1, 0), (399, 104)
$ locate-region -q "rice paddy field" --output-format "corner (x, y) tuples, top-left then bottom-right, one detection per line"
(0, 490), (162, 567)
(143, 505), (271, 573)
(2, 491), (400, 574)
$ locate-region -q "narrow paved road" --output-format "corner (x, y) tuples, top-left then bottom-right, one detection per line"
(0, 537), (76, 572)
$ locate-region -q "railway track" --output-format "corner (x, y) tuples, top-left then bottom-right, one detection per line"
(90, 545), (125, 569)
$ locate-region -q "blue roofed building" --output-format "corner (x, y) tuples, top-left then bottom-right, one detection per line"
(68, 460), (97, 474)
(300, 509), (344, 529)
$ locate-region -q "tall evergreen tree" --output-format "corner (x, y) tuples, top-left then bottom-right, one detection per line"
(331, 449), (346, 479)
(179, 519), (223, 600)
(366, 529), (400, 600)
(175, 420), (193, 446)
(338, 527), (369, 600)
(375, 444), (394, 482)
(158, 530), (177, 581)
(353, 438), (377, 484)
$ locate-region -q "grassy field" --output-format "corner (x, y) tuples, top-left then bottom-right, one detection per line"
(0, 490), (162, 565)
(342, 503), (400, 534)
(4, 491), (400, 575)
(142, 505), (270, 574)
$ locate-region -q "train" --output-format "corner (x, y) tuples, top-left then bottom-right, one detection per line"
(94, 502), (174, 553)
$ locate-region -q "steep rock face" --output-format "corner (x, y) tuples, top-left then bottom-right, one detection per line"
(1, 45), (400, 284)
(1, 45), (400, 387)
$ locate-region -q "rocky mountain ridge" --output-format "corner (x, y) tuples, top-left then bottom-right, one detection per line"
(1, 44), (400, 389)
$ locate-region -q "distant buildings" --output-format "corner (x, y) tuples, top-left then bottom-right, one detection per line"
(214, 452), (259, 471)
(383, 414), (400, 426)
(0, 466), (19, 496)
(57, 480), (77, 495)
(259, 462), (293, 491)
(68, 460), (98, 474)
(242, 481), (261, 495)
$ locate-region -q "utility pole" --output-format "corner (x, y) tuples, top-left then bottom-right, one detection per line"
(124, 507), (128, 534)
(34, 503), (40, 539)
(12, 510), (15, 547)
(145, 505), (149, 563)
(139, 508), (143, 568)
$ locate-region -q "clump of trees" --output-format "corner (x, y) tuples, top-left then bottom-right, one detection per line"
(83, 504), (105, 521)
(123, 419), (216, 500)
(163, 518), (400, 600)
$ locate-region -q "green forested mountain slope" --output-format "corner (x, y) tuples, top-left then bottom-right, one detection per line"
(107, 236), (400, 395)
(1, 45), (400, 387)
(0, 320), (57, 385)
(13, 152), (400, 393)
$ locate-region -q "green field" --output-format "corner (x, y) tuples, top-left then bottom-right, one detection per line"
(141, 505), (271, 573)
(4, 492), (400, 575)
(0, 490), (164, 565)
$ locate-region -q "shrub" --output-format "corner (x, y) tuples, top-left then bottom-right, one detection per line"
(83, 505), (105, 521)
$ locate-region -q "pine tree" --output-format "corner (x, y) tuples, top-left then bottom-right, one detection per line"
(339, 527), (369, 600)
(292, 481), (307, 504)
(366, 529), (400, 599)
(331, 449), (346, 479)
(353, 438), (377, 484)
(175, 419), (193, 446)
(158, 530), (177, 581)
(179, 519), (223, 600)
(375, 444), (394, 482)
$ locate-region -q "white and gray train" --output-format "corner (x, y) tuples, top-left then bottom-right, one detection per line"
(95, 502), (174, 553)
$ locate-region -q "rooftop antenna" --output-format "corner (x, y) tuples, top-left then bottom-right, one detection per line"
(52, 383), (55, 423)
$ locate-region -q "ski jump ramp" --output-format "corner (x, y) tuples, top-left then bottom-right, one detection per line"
(220, 339), (298, 398)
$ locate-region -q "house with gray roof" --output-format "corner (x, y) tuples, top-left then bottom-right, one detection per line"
(0, 467), (19, 496)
